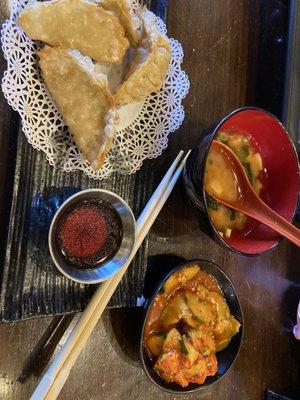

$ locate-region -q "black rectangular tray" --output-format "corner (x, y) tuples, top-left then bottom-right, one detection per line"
(0, 0), (168, 322)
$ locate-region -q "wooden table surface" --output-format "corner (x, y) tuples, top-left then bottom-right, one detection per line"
(0, 1), (300, 399)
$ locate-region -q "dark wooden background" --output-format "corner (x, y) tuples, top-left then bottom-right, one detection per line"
(0, 0), (299, 399)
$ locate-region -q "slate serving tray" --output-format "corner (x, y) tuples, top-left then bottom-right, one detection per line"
(0, 0), (168, 322)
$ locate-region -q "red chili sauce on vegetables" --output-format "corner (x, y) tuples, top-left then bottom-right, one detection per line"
(56, 199), (122, 269)
(143, 264), (241, 387)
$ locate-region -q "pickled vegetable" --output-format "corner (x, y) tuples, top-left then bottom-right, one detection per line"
(163, 328), (181, 352)
(161, 292), (198, 330)
(188, 326), (216, 356)
(206, 291), (230, 321)
(196, 283), (208, 299)
(182, 358), (207, 378)
(181, 264), (200, 282)
(146, 334), (164, 357)
(185, 291), (217, 324)
(215, 337), (231, 352)
(162, 274), (179, 297)
(144, 264), (240, 388)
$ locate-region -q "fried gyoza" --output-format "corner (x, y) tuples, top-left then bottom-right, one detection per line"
(39, 46), (116, 170)
(19, 0), (129, 63)
(100, 0), (140, 46)
(114, 9), (171, 105)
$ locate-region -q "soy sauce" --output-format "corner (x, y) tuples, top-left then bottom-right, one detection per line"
(55, 199), (123, 269)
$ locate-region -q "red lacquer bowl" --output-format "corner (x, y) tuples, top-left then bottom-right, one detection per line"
(184, 107), (299, 255)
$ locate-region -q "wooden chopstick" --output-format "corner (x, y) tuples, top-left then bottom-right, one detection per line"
(45, 150), (191, 400)
(30, 150), (190, 400)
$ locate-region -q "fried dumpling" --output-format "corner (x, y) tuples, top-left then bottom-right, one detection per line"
(39, 46), (116, 170)
(19, 0), (129, 63)
(114, 8), (171, 105)
(100, 0), (140, 46)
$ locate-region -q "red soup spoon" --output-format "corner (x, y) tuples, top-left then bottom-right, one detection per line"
(205, 140), (300, 247)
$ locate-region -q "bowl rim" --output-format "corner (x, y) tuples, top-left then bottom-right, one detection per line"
(48, 188), (136, 284)
(202, 106), (300, 257)
(139, 258), (244, 394)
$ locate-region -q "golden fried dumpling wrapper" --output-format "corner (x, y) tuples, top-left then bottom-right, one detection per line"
(19, 0), (129, 63)
(100, 0), (140, 46)
(39, 46), (116, 170)
(114, 8), (171, 105)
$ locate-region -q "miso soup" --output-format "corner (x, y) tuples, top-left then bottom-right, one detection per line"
(205, 131), (263, 238)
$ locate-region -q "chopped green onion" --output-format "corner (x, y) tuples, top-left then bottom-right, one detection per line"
(200, 346), (209, 356)
(230, 209), (236, 221)
(206, 195), (219, 211)
(180, 340), (188, 355)
(241, 143), (250, 159)
(194, 315), (204, 324)
(243, 162), (253, 184)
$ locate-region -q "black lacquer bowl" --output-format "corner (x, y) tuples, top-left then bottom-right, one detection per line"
(183, 107), (299, 255)
(139, 259), (243, 394)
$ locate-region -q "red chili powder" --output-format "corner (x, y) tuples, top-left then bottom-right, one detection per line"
(59, 208), (107, 258)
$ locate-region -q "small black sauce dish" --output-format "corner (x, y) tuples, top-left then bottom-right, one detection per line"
(139, 259), (243, 394)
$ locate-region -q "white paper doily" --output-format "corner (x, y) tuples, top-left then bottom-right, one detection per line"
(1, 0), (190, 180)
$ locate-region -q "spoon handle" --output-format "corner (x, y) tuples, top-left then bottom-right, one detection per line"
(245, 198), (300, 247)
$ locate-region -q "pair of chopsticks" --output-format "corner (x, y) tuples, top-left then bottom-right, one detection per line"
(30, 149), (190, 400)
